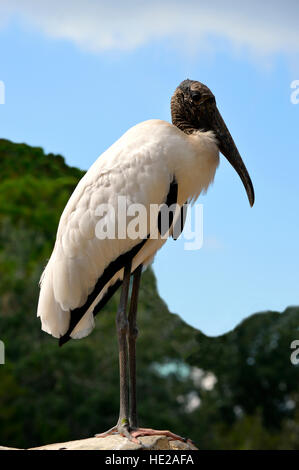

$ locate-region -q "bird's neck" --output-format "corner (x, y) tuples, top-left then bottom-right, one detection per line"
(171, 116), (196, 135)
(171, 99), (197, 135)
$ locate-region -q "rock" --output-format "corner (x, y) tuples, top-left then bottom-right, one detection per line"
(28, 434), (198, 450)
(0, 446), (22, 450)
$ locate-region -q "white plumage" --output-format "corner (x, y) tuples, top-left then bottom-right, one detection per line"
(37, 119), (219, 340)
(36, 79), (254, 443)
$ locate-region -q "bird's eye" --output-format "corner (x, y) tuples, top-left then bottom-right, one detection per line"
(192, 92), (201, 102)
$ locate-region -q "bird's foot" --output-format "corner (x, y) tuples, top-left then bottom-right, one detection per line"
(96, 424), (194, 447)
(95, 419), (141, 445)
(129, 427), (194, 446)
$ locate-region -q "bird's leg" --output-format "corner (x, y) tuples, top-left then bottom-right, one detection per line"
(125, 263), (194, 446)
(127, 264), (142, 429)
(125, 264), (194, 447)
(96, 262), (194, 447)
(96, 261), (133, 440)
(115, 260), (132, 437)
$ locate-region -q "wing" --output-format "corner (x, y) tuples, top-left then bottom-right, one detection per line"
(172, 201), (188, 240)
(157, 179), (188, 240)
(37, 118), (211, 342)
(37, 121), (174, 341)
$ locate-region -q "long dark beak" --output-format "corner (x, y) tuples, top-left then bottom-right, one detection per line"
(212, 106), (255, 207)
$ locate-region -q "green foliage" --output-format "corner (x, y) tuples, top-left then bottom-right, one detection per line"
(188, 309), (299, 429)
(0, 138), (83, 181)
(187, 309), (299, 449)
(0, 138), (298, 449)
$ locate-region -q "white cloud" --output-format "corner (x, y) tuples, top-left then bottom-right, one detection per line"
(0, 0), (298, 56)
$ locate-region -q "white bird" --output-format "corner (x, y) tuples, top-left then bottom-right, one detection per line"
(37, 79), (254, 443)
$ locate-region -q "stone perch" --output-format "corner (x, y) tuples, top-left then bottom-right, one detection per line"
(0, 434), (198, 450)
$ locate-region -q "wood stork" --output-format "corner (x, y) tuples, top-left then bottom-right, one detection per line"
(37, 79), (254, 443)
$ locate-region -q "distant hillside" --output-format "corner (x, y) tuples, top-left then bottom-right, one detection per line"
(0, 138), (83, 180)
(0, 138), (298, 450)
(0, 139), (84, 250)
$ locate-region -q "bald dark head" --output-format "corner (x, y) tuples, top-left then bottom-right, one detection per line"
(171, 79), (255, 207)
(178, 79), (215, 103)
(171, 79), (217, 134)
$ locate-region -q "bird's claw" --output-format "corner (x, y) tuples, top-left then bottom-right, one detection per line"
(95, 424), (142, 446)
(96, 425), (195, 448)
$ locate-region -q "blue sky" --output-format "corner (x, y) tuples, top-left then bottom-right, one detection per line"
(0, 1), (298, 335)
